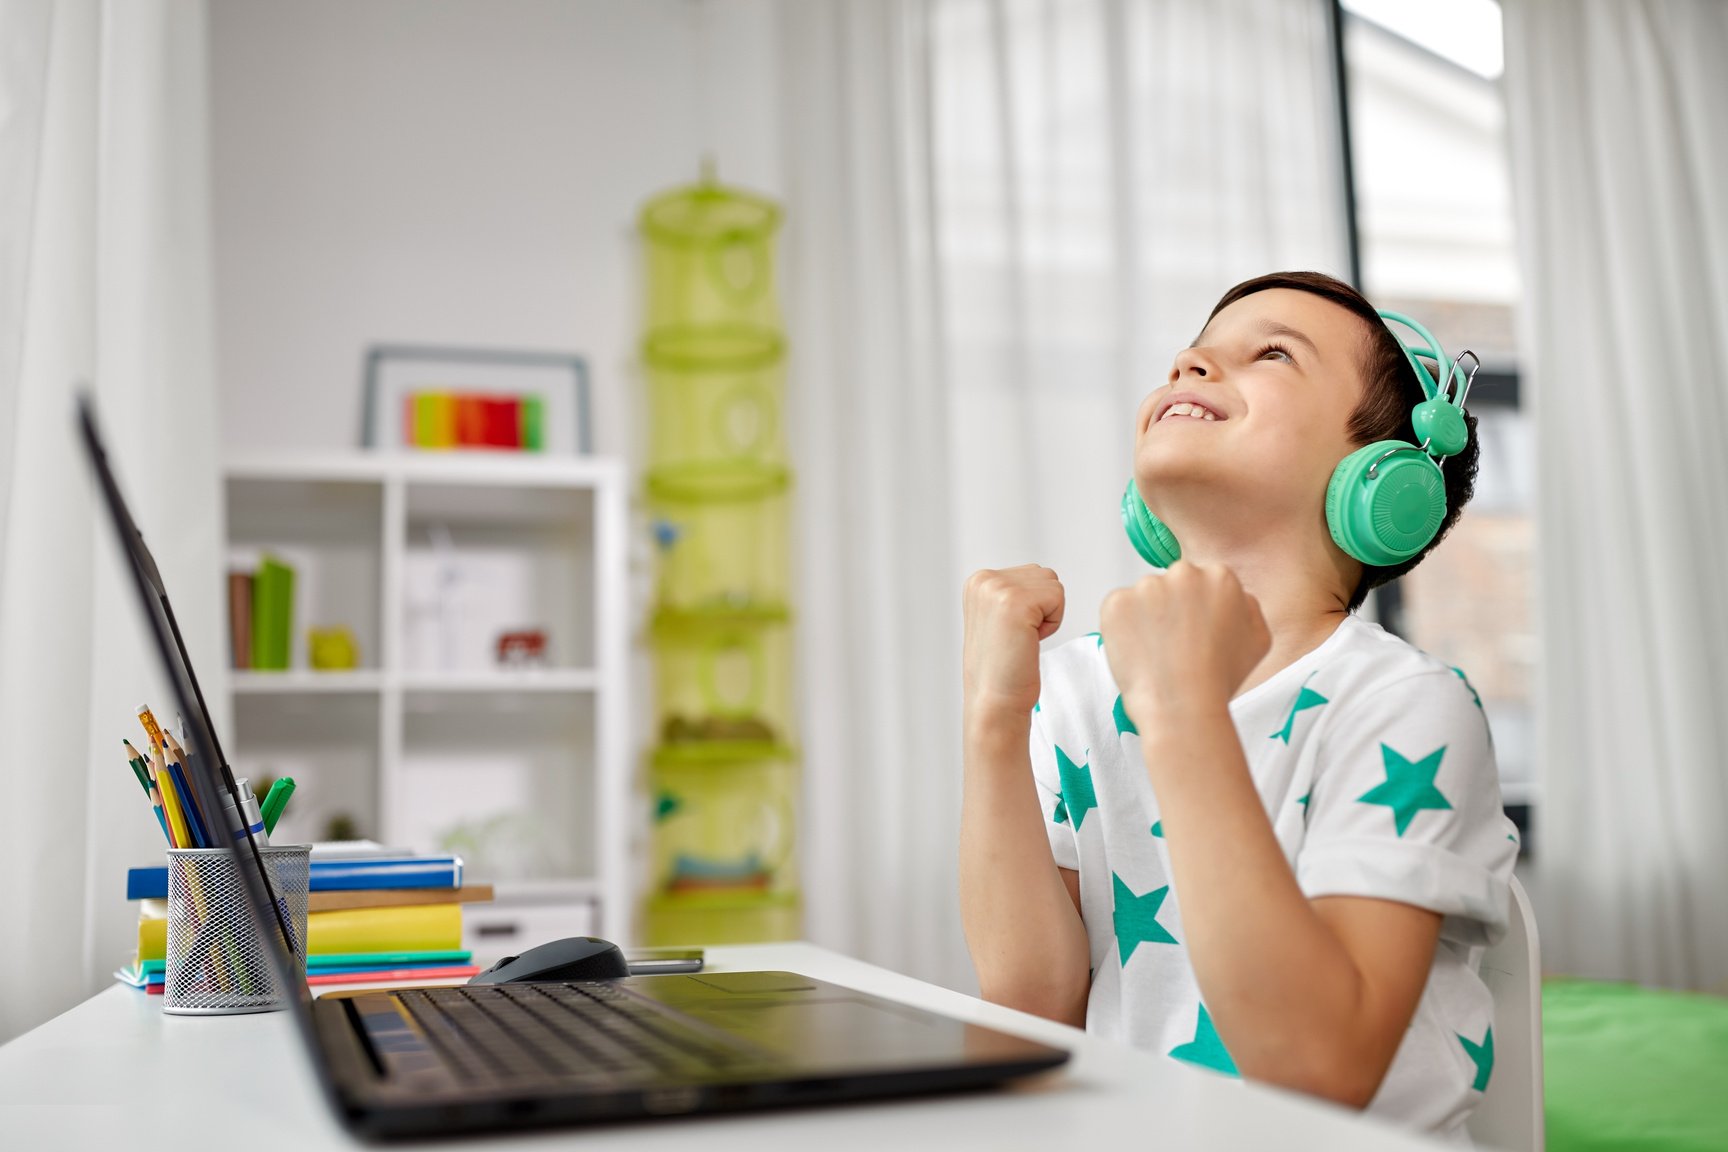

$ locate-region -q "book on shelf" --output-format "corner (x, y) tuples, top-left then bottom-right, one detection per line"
(248, 553), (295, 670)
(227, 569), (253, 668)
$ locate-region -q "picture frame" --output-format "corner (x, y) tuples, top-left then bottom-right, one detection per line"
(361, 345), (592, 454)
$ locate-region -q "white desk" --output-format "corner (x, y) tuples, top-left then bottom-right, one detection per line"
(0, 942), (1442, 1150)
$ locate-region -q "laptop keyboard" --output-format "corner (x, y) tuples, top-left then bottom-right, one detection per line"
(393, 982), (766, 1087)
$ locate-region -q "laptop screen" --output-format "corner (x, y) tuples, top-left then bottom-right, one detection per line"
(78, 398), (333, 1066)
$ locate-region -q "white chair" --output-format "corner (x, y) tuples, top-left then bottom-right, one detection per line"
(1466, 874), (1544, 1151)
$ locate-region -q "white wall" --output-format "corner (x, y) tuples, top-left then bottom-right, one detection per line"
(210, 0), (783, 457)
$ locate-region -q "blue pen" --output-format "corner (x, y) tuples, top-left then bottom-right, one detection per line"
(165, 758), (211, 848)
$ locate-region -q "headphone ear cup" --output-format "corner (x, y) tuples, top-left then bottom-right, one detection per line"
(1325, 442), (1448, 567)
(1121, 479), (1181, 567)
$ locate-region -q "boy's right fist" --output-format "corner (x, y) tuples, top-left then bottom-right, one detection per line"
(963, 565), (1065, 717)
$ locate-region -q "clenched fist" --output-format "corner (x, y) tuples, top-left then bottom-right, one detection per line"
(1100, 561), (1270, 725)
(963, 565), (1066, 716)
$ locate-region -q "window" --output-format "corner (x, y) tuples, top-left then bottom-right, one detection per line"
(1338, 0), (1537, 834)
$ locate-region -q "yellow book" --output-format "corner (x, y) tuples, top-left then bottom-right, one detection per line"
(412, 392), (455, 448)
(137, 900), (167, 963)
(307, 903), (462, 954)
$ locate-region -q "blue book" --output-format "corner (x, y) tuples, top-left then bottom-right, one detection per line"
(125, 855), (464, 901)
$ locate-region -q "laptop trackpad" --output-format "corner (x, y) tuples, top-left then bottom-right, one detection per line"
(695, 999), (946, 1065)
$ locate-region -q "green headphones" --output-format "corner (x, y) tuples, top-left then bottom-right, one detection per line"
(1121, 309), (1478, 569)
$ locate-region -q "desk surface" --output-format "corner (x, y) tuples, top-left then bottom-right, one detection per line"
(0, 942), (1441, 1151)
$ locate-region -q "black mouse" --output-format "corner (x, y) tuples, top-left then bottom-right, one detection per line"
(468, 936), (631, 985)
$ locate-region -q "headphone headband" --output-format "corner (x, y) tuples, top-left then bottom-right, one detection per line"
(1375, 309), (1477, 464)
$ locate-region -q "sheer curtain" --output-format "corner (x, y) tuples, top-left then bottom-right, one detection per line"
(0, 0), (224, 1041)
(1503, 0), (1728, 991)
(780, 0), (1348, 991)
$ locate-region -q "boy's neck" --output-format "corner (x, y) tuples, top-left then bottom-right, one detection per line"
(1166, 525), (1356, 699)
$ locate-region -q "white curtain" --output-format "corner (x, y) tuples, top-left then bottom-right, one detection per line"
(1503, 0), (1728, 991)
(0, 0), (224, 1042)
(780, 0), (1348, 991)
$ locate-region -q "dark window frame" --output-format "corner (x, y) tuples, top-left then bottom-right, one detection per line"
(1328, 1), (1522, 641)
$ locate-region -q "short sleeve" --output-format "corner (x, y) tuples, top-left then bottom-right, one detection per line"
(1296, 669), (1516, 946)
(1029, 703), (1080, 871)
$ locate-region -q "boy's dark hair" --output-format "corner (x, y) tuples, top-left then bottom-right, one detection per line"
(1204, 270), (1479, 613)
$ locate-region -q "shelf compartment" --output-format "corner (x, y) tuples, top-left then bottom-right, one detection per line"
(402, 482), (596, 674)
(398, 693), (597, 885)
(227, 475), (383, 673)
(230, 690), (382, 845)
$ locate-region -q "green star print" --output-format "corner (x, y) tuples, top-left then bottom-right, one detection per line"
(1357, 744), (1453, 836)
(1054, 745), (1098, 830)
(1113, 694), (1137, 736)
(1271, 677), (1328, 744)
(1112, 872), (1177, 964)
(1458, 1026), (1494, 1092)
(1169, 1003), (1239, 1077)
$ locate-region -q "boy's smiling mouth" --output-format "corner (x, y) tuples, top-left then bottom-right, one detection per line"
(1153, 392), (1227, 423)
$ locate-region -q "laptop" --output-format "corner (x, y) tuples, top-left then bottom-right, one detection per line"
(79, 399), (1069, 1139)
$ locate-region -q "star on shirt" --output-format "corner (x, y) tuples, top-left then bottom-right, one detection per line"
(1271, 677), (1328, 744)
(1150, 820), (1164, 838)
(1357, 743), (1453, 836)
(1054, 745), (1098, 830)
(1112, 872), (1177, 963)
(1451, 666), (1484, 710)
(1113, 694), (1137, 736)
(1169, 1002), (1239, 1077)
(1458, 1026), (1494, 1091)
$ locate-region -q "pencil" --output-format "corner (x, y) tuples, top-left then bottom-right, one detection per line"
(161, 731), (214, 848)
(125, 740), (170, 843)
(154, 740), (191, 849)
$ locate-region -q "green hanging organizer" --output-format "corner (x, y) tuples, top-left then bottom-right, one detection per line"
(639, 174), (801, 947)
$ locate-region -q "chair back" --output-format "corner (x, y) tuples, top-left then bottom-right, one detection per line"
(1466, 874), (1544, 1151)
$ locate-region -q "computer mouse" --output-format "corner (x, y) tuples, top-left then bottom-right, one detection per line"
(468, 936), (632, 985)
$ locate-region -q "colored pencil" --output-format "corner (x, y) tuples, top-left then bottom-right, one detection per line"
(153, 740), (191, 849)
(162, 731), (214, 848)
(124, 740), (170, 843)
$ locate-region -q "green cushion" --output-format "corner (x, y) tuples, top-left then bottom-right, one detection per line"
(1545, 979), (1728, 1152)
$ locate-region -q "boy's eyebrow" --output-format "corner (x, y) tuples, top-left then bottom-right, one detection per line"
(1253, 320), (1320, 359)
(1188, 320), (1321, 360)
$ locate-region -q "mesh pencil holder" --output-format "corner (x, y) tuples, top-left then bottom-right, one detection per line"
(164, 845), (310, 1016)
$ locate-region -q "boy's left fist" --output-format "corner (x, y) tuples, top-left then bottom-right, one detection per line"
(1099, 561), (1271, 723)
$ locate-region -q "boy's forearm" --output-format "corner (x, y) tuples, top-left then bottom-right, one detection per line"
(959, 706), (1090, 1027)
(1136, 704), (1388, 1104)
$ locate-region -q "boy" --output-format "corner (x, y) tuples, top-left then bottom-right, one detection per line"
(960, 272), (1516, 1141)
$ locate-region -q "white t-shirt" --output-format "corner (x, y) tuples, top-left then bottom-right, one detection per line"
(1031, 615), (1518, 1141)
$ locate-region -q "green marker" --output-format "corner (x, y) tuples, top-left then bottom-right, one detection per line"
(260, 776), (296, 834)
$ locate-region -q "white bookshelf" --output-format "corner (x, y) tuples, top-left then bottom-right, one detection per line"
(222, 452), (631, 955)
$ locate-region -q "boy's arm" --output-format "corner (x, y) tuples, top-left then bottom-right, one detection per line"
(959, 567), (1091, 1027)
(1138, 709), (1440, 1106)
(1100, 563), (1440, 1107)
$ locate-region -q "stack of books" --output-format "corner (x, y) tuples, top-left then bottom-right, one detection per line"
(116, 844), (492, 992)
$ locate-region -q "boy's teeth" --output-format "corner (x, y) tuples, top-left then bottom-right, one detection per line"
(1163, 401), (1217, 421)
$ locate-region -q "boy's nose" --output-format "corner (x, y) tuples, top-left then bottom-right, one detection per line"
(1169, 346), (1215, 383)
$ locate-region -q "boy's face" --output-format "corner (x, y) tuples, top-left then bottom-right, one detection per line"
(1133, 288), (1371, 534)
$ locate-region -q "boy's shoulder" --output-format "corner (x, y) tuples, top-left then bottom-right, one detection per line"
(1314, 616), (1487, 724)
